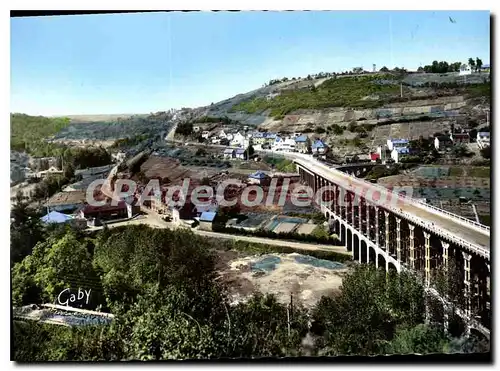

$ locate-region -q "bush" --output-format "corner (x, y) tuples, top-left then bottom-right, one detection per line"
(328, 124), (344, 135)
(212, 224), (342, 248)
(315, 126), (326, 134)
(347, 122), (357, 132)
(480, 146), (490, 159)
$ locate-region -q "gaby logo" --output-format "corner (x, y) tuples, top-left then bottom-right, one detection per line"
(57, 287), (92, 306)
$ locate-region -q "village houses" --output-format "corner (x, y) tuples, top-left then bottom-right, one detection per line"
(294, 135), (310, 153)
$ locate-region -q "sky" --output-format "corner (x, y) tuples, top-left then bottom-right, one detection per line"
(10, 11), (490, 116)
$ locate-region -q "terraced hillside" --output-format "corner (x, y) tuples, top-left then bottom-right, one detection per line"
(187, 72), (490, 153)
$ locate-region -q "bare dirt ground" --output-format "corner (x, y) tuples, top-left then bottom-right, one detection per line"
(218, 253), (349, 308)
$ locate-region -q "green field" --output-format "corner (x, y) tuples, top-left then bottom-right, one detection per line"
(449, 166), (490, 178)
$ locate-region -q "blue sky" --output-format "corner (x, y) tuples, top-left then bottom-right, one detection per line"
(11, 11), (490, 116)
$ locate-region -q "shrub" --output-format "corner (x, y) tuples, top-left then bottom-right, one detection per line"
(347, 122), (357, 132)
(329, 124), (344, 135)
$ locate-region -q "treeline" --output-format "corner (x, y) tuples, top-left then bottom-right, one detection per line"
(61, 146), (112, 170)
(211, 224), (343, 250)
(418, 58), (485, 74)
(265, 69), (400, 87)
(11, 114), (70, 153)
(12, 223), (490, 361)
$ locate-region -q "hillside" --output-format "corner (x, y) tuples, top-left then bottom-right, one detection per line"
(174, 71), (490, 155)
(63, 114), (149, 123)
(11, 72), (490, 157)
(10, 113), (71, 154)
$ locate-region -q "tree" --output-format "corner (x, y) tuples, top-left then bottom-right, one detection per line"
(246, 144), (255, 157)
(383, 324), (449, 355)
(451, 144), (473, 158)
(347, 122), (357, 132)
(468, 58), (476, 71)
(63, 162), (75, 181)
(12, 229), (99, 306)
(480, 146), (490, 159)
(379, 66), (389, 72)
(417, 67), (424, 73)
(195, 148), (208, 157)
(93, 226), (217, 311)
(476, 57), (483, 72)
(10, 196), (45, 266)
(311, 266), (425, 356)
(175, 122), (194, 137)
(329, 124), (344, 135)
(432, 60), (439, 73)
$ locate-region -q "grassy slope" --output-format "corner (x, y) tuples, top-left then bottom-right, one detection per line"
(230, 74), (401, 118)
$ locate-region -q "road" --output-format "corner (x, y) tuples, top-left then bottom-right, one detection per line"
(291, 155), (490, 256)
(87, 214), (350, 256)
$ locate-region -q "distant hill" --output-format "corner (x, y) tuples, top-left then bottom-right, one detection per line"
(61, 114), (148, 123)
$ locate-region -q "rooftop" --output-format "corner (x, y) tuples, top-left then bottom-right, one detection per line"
(312, 139), (327, 148)
(436, 136), (453, 142)
(295, 135), (308, 142)
(46, 191), (87, 206)
(200, 211), (217, 222)
(81, 199), (128, 214)
(41, 211), (74, 224)
(249, 171), (270, 179)
(394, 147), (410, 154)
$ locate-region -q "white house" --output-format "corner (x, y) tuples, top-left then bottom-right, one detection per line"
(223, 149), (235, 159)
(201, 131), (210, 139)
(311, 140), (328, 155)
(459, 63), (472, 76)
(193, 126), (201, 133)
(477, 132), (490, 149)
(219, 130), (227, 139)
(386, 139), (409, 151)
(112, 151), (126, 163)
(248, 171), (271, 186)
(38, 166), (63, 178)
(231, 132), (246, 147)
(234, 148), (247, 160)
(391, 147), (410, 163)
(273, 137), (296, 152)
(434, 136), (453, 151)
